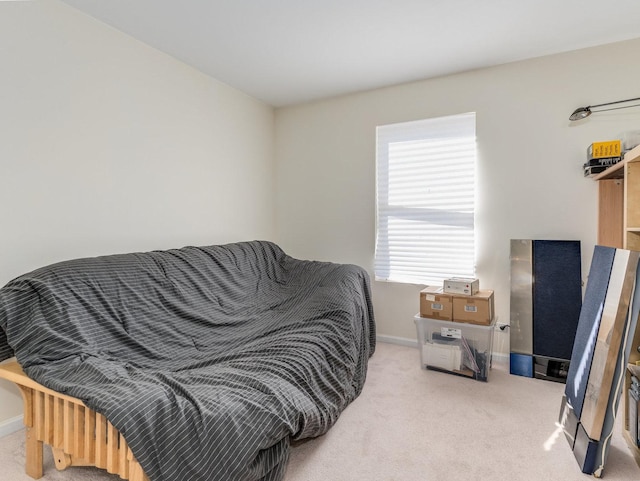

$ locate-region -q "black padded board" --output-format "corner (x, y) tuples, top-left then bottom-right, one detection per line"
(564, 245), (615, 419)
(532, 240), (583, 360)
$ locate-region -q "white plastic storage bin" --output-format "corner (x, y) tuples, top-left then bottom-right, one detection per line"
(414, 314), (494, 381)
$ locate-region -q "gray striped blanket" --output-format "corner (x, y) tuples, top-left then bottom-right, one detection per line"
(0, 241), (375, 481)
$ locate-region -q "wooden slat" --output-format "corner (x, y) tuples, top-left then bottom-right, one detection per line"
(129, 458), (147, 481)
(35, 390), (44, 441)
(44, 394), (56, 445)
(85, 409), (96, 464)
(63, 399), (73, 453)
(106, 422), (119, 473)
(119, 433), (129, 478)
(53, 396), (64, 448)
(74, 404), (85, 459)
(95, 413), (107, 469)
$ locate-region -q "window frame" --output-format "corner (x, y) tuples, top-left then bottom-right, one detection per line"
(374, 112), (477, 285)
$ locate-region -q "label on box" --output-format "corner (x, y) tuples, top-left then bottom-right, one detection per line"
(426, 294), (436, 301)
(451, 289), (494, 325)
(431, 302), (443, 311)
(441, 327), (461, 339)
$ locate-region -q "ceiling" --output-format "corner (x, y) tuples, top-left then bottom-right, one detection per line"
(59, 0), (640, 107)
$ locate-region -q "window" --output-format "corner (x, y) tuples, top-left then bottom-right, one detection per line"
(375, 112), (477, 285)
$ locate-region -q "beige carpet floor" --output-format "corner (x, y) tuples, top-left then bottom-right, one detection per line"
(2, 342), (640, 480)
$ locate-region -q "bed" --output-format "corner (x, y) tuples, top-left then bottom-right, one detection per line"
(0, 240), (376, 481)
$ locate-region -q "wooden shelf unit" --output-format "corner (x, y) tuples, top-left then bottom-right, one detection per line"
(595, 144), (640, 249)
(594, 143), (640, 465)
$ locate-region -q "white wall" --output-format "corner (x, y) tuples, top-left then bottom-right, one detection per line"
(3, 1), (640, 430)
(0, 1), (275, 424)
(275, 38), (640, 357)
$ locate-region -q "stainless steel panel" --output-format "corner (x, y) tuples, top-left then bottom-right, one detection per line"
(510, 239), (533, 354)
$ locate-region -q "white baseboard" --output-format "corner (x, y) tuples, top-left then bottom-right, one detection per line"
(376, 334), (418, 348)
(0, 415), (23, 438)
(376, 334), (509, 365)
(492, 352), (509, 365)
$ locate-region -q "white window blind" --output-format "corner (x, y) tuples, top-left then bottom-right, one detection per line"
(375, 112), (476, 285)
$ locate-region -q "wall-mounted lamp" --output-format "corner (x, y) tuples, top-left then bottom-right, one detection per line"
(569, 97), (640, 121)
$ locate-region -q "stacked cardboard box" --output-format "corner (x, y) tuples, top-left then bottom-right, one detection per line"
(419, 283), (494, 325)
(419, 286), (453, 320)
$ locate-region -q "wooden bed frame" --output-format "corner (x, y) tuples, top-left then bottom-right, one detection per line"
(0, 361), (149, 481)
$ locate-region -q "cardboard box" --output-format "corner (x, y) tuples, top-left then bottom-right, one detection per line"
(452, 290), (494, 325)
(443, 277), (479, 296)
(588, 140), (621, 160)
(419, 286), (452, 320)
